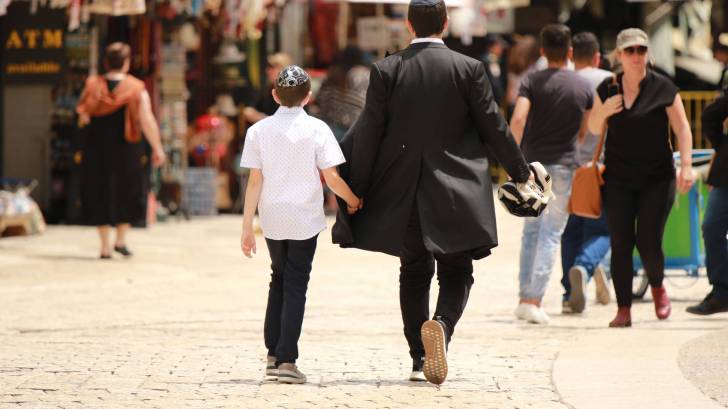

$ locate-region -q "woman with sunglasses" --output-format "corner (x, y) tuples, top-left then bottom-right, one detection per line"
(588, 28), (694, 327)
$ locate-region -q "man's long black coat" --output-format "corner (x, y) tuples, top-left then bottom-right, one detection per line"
(332, 42), (530, 260)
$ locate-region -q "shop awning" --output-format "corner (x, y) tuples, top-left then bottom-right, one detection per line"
(341, 0), (529, 9)
(344, 0), (464, 5)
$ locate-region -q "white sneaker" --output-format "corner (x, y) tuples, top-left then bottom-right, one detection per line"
(522, 304), (550, 324)
(514, 303), (530, 320)
(568, 266), (588, 313)
(593, 265), (611, 305)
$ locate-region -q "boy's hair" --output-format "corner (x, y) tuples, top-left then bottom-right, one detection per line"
(104, 42), (131, 71)
(573, 32), (600, 63)
(275, 80), (311, 107)
(540, 24), (571, 62)
(407, 1), (447, 38)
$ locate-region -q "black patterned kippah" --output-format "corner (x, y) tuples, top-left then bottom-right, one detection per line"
(276, 65), (310, 88)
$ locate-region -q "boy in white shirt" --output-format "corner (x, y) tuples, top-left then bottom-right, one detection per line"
(240, 65), (361, 384)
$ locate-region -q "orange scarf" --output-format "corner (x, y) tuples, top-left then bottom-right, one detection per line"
(76, 75), (146, 143)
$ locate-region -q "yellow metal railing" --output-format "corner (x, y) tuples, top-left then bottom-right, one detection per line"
(677, 91), (720, 150)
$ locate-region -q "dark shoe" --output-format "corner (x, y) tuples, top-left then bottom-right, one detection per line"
(113, 246), (133, 257)
(651, 286), (671, 320)
(421, 320), (448, 385)
(100, 254), (112, 259)
(609, 307), (632, 327)
(686, 295), (728, 315)
(409, 357), (426, 382)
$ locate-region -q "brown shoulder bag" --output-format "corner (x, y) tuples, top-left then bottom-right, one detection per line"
(567, 77), (615, 218)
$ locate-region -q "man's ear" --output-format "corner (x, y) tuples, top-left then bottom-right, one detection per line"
(593, 52), (601, 68)
(272, 88), (281, 105)
(405, 19), (416, 38)
(442, 17), (449, 35)
(567, 47), (574, 62)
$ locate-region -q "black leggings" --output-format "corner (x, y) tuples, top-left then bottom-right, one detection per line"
(604, 179), (676, 307)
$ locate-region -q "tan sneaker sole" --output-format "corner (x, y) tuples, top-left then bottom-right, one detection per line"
(421, 320), (448, 385)
(594, 266), (611, 305)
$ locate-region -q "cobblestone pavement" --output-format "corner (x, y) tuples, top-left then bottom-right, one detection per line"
(0, 207), (726, 409)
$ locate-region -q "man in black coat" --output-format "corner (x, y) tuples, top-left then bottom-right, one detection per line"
(332, 0), (531, 384)
(687, 91), (728, 315)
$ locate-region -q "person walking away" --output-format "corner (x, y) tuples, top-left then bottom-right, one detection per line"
(588, 28), (694, 327)
(509, 24), (594, 324)
(686, 89), (728, 315)
(240, 65), (361, 384)
(76, 42), (166, 259)
(333, 0), (535, 385)
(560, 32), (613, 314)
(480, 34), (508, 107)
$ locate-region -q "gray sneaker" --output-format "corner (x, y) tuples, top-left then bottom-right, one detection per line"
(277, 363), (306, 384)
(265, 356), (277, 379)
(568, 266), (588, 313)
(593, 265), (611, 305)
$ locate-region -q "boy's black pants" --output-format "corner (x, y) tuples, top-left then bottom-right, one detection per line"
(264, 235), (318, 365)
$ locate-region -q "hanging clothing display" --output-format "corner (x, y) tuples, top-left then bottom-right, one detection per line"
(87, 0), (145, 16)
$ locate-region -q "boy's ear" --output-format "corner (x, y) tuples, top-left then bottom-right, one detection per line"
(272, 88), (281, 105)
(301, 90), (313, 106)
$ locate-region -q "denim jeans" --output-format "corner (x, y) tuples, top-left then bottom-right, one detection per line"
(519, 164), (574, 300)
(702, 187), (728, 302)
(560, 212), (611, 300)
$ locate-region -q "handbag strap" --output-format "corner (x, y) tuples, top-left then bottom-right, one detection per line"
(590, 75), (617, 166)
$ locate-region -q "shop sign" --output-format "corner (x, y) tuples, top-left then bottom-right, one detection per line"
(1, 1), (66, 83)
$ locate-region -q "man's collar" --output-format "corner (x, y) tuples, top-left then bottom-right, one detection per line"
(410, 38), (445, 45)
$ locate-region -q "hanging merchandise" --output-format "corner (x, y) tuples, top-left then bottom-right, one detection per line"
(309, 0), (338, 67)
(179, 22), (201, 50)
(0, 0), (11, 16)
(214, 41), (247, 88)
(87, 0), (146, 16)
(68, 0), (81, 30)
(240, 0), (266, 38)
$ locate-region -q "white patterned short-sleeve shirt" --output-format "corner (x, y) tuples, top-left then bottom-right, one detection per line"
(240, 106), (345, 240)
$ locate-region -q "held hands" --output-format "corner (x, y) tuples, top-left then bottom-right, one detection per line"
(677, 166), (695, 194)
(241, 228), (257, 258)
(347, 197), (363, 215)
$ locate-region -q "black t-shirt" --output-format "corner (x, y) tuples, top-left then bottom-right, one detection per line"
(519, 68), (594, 167)
(596, 70), (678, 186)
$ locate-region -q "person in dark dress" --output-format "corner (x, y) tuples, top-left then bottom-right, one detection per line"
(76, 42), (166, 259)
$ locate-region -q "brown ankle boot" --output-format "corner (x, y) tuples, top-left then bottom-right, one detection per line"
(651, 286), (671, 320)
(609, 307), (631, 327)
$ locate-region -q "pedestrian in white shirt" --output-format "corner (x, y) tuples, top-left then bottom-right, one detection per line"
(239, 65), (361, 385)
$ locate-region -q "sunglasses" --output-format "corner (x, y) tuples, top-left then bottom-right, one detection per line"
(623, 45), (648, 55)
